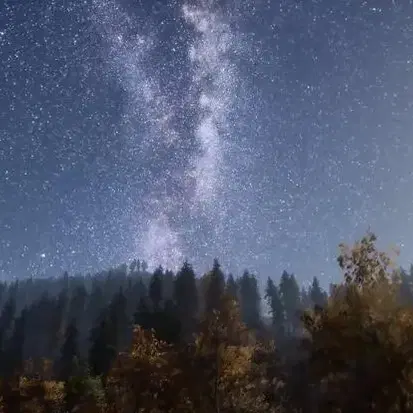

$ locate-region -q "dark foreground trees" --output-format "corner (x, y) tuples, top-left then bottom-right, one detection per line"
(0, 233), (413, 412)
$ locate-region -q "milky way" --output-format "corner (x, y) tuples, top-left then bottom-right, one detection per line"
(90, 0), (248, 270)
(1, 1), (413, 284)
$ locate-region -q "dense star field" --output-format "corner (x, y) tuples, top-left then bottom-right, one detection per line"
(1, 0), (413, 282)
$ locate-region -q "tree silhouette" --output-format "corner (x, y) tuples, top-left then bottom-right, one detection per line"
(88, 313), (116, 380)
(279, 271), (300, 336)
(58, 319), (79, 381)
(309, 276), (327, 309)
(174, 261), (198, 340)
(265, 277), (285, 339)
(225, 273), (238, 301)
(239, 271), (261, 330)
(149, 266), (163, 311)
(204, 259), (225, 314)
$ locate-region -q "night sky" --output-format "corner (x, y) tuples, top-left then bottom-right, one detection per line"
(1, 0), (413, 285)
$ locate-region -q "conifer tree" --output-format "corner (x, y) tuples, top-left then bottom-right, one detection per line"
(279, 271), (300, 336)
(58, 319), (79, 381)
(149, 266), (163, 310)
(174, 261), (198, 340)
(108, 288), (129, 351)
(225, 273), (238, 301)
(4, 308), (26, 379)
(309, 276), (327, 309)
(239, 271), (261, 330)
(265, 277), (285, 339)
(163, 269), (175, 300)
(134, 296), (152, 331)
(88, 314), (116, 380)
(204, 259), (225, 314)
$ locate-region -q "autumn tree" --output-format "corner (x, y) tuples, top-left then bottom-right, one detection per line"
(187, 294), (271, 413)
(302, 232), (413, 413)
(107, 325), (179, 413)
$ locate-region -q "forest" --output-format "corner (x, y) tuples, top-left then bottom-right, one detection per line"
(0, 232), (412, 412)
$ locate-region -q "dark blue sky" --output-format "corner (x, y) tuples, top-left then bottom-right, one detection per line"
(1, 0), (413, 285)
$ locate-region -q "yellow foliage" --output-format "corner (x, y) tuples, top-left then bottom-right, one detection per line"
(108, 325), (180, 413)
(188, 294), (272, 413)
(43, 380), (65, 407)
(304, 234), (413, 413)
(17, 376), (64, 413)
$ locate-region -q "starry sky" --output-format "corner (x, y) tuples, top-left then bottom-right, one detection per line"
(1, 0), (413, 285)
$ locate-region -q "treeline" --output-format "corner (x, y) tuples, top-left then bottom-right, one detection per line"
(0, 233), (413, 412)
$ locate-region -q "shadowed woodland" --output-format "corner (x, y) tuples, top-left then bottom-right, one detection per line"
(0, 233), (413, 412)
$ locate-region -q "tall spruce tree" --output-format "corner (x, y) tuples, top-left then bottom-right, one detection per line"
(174, 261), (198, 340)
(88, 312), (116, 379)
(265, 277), (285, 338)
(279, 271), (300, 336)
(204, 259), (225, 314)
(4, 308), (26, 379)
(149, 266), (164, 310)
(58, 319), (79, 381)
(108, 288), (129, 351)
(225, 273), (238, 301)
(239, 271), (261, 330)
(309, 276), (327, 309)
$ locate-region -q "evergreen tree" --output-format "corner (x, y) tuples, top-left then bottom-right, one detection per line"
(68, 285), (88, 324)
(155, 299), (181, 344)
(88, 313), (116, 380)
(300, 286), (312, 310)
(265, 277), (285, 338)
(163, 269), (175, 300)
(0, 294), (16, 340)
(204, 259), (225, 314)
(174, 261), (198, 339)
(87, 284), (104, 334)
(0, 294), (16, 376)
(126, 277), (147, 320)
(279, 271), (300, 336)
(4, 308), (26, 379)
(58, 319), (79, 381)
(309, 276), (327, 309)
(0, 283), (6, 313)
(149, 266), (163, 310)
(108, 288), (130, 351)
(225, 273), (238, 301)
(239, 271), (261, 330)
(52, 288), (68, 343)
(134, 296), (152, 331)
